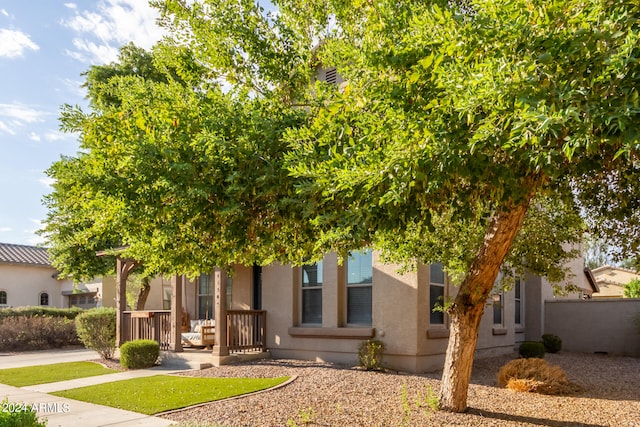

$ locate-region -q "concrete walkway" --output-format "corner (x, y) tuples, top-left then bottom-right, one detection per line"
(0, 349), (188, 427)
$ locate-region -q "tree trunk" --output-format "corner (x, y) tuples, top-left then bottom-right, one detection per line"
(135, 277), (151, 310)
(439, 184), (538, 412)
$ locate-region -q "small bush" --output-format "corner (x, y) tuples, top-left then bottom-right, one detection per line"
(0, 306), (83, 320)
(497, 358), (578, 395)
(518, 341), (545, 359)
(75, 307), (116, 359)
(358, 339), (385, 371)
(120, 339), (160, 369)
(0, 316), (80, 351)
(542, 334), (562, 353)
(0, 398), (47, 426)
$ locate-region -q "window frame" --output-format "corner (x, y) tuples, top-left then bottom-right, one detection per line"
(492, 291), (504, 326)
(346, 249), (373, 326)
(301, 261), (323, 325)
(198, 273), (214, 320)
(429, 263), (447, 326)
(39, 292), (49, 306)
(514, 278), (524, 326)
(0, 290), (7, 305)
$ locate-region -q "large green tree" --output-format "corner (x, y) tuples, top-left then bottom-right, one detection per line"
(42, 0), (640, 413)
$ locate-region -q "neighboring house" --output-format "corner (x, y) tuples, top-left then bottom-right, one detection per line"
(0, 242), (68, 308)
(0, 242), (109, 309)
(119, 247), (592, 373)
(591, 265), (640, 298)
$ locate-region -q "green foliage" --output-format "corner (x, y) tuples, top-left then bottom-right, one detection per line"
(358, 339), (385, 371)
(0, 399), (47, 427)
(119, 339), (160, 369)
(75, 307), (116, 359)
(286, 407), (316, 427)
(624, 278), (640, 298)
(519, 341), (546, 359)
(541, 334), (562, 354)
(42, 0), (640, 412)
(0, 306), (83, 319)
(0, 316), (79, 351)
(0, 362), (116, 388)
(52, 375), (289, 415)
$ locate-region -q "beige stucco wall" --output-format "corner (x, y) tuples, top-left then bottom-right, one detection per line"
(545, 299), (640, 356)
(261, 252), (519, 373)
(60, 276), (110, 308)
(0, 263), (64, 308)
(230, 265), (253, 310)
(592, 266), (639, 298)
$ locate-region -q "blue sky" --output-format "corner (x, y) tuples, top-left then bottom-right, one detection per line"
(0, 1), (164, 246)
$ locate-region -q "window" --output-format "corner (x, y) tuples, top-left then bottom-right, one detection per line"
(162, 282), (172, 310)
(0, 290), (6, 305)
(69, 293), (97, 309)
(198, 273), (214, 320)
(347, 250), (372, 325)
(429, 263), (445, 325)
(40, 292), (49, 306)
(514, 279), (523, 325)
(226, 276), (233, 309)
(492, 292), (503, 325)
(301, 261), (323, 324)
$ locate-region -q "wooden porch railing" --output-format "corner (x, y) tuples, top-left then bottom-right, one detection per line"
(227, 310), (266, 353)
(121, 309), (267, 353)
(122, 310), (172, 351)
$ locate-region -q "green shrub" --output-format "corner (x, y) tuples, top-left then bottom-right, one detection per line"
(518, 341), (545, 359)
(119, 339), (160, 369)
(542, 334), (562, 353)
(0, 306), (83, 320)
(0, 398), (47, 426)
(0, 316), (80, 351)
(75, 307), (116, 359)
(358, 339), (385, 371)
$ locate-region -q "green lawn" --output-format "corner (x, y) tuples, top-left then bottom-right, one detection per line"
(0, 362), (117, 387)
(52, 375), (289, 414)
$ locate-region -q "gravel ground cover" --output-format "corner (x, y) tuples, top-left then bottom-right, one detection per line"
(160, 352), (640, 427)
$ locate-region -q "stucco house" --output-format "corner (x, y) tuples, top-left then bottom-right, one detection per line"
(117, 247), (593, 373)
(590, 265), (640, 298)
(0, 242), (110, 309)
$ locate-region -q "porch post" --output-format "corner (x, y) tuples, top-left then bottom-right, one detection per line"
(212, 267), (229, 357)
(170, 274), (183, 352)
(115, 257), (136, 347)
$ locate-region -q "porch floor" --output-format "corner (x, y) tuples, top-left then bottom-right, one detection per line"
(159, 348), (271, 370)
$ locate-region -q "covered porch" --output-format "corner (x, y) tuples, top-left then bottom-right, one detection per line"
(114, 258), (267, 365)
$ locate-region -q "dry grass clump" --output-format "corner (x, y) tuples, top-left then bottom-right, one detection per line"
(497, 358), (579, 395)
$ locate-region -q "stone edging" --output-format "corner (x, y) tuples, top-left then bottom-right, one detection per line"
(154, 375), (298, 416)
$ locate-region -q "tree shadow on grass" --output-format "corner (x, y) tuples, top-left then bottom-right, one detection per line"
(466, 408), (607, 427)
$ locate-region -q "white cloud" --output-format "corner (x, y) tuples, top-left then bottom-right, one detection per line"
(64, 3), (78, 10)
(62, 0), (165, 64)
(29, 132), (41, 141)
(0, 120), (16, 135)
(0, 226), (12, 232)
(39, 177), (56, 188)
(0, 28), (39, 58)
(44, 131), (74, 142)
(1, 9), (8, 17)
(59, 78), (86, 98)
(26, 231), (46, 246)
(0, 103), (48, 135)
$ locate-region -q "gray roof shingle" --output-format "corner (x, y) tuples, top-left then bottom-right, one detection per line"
(0, 243), (51, 266)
